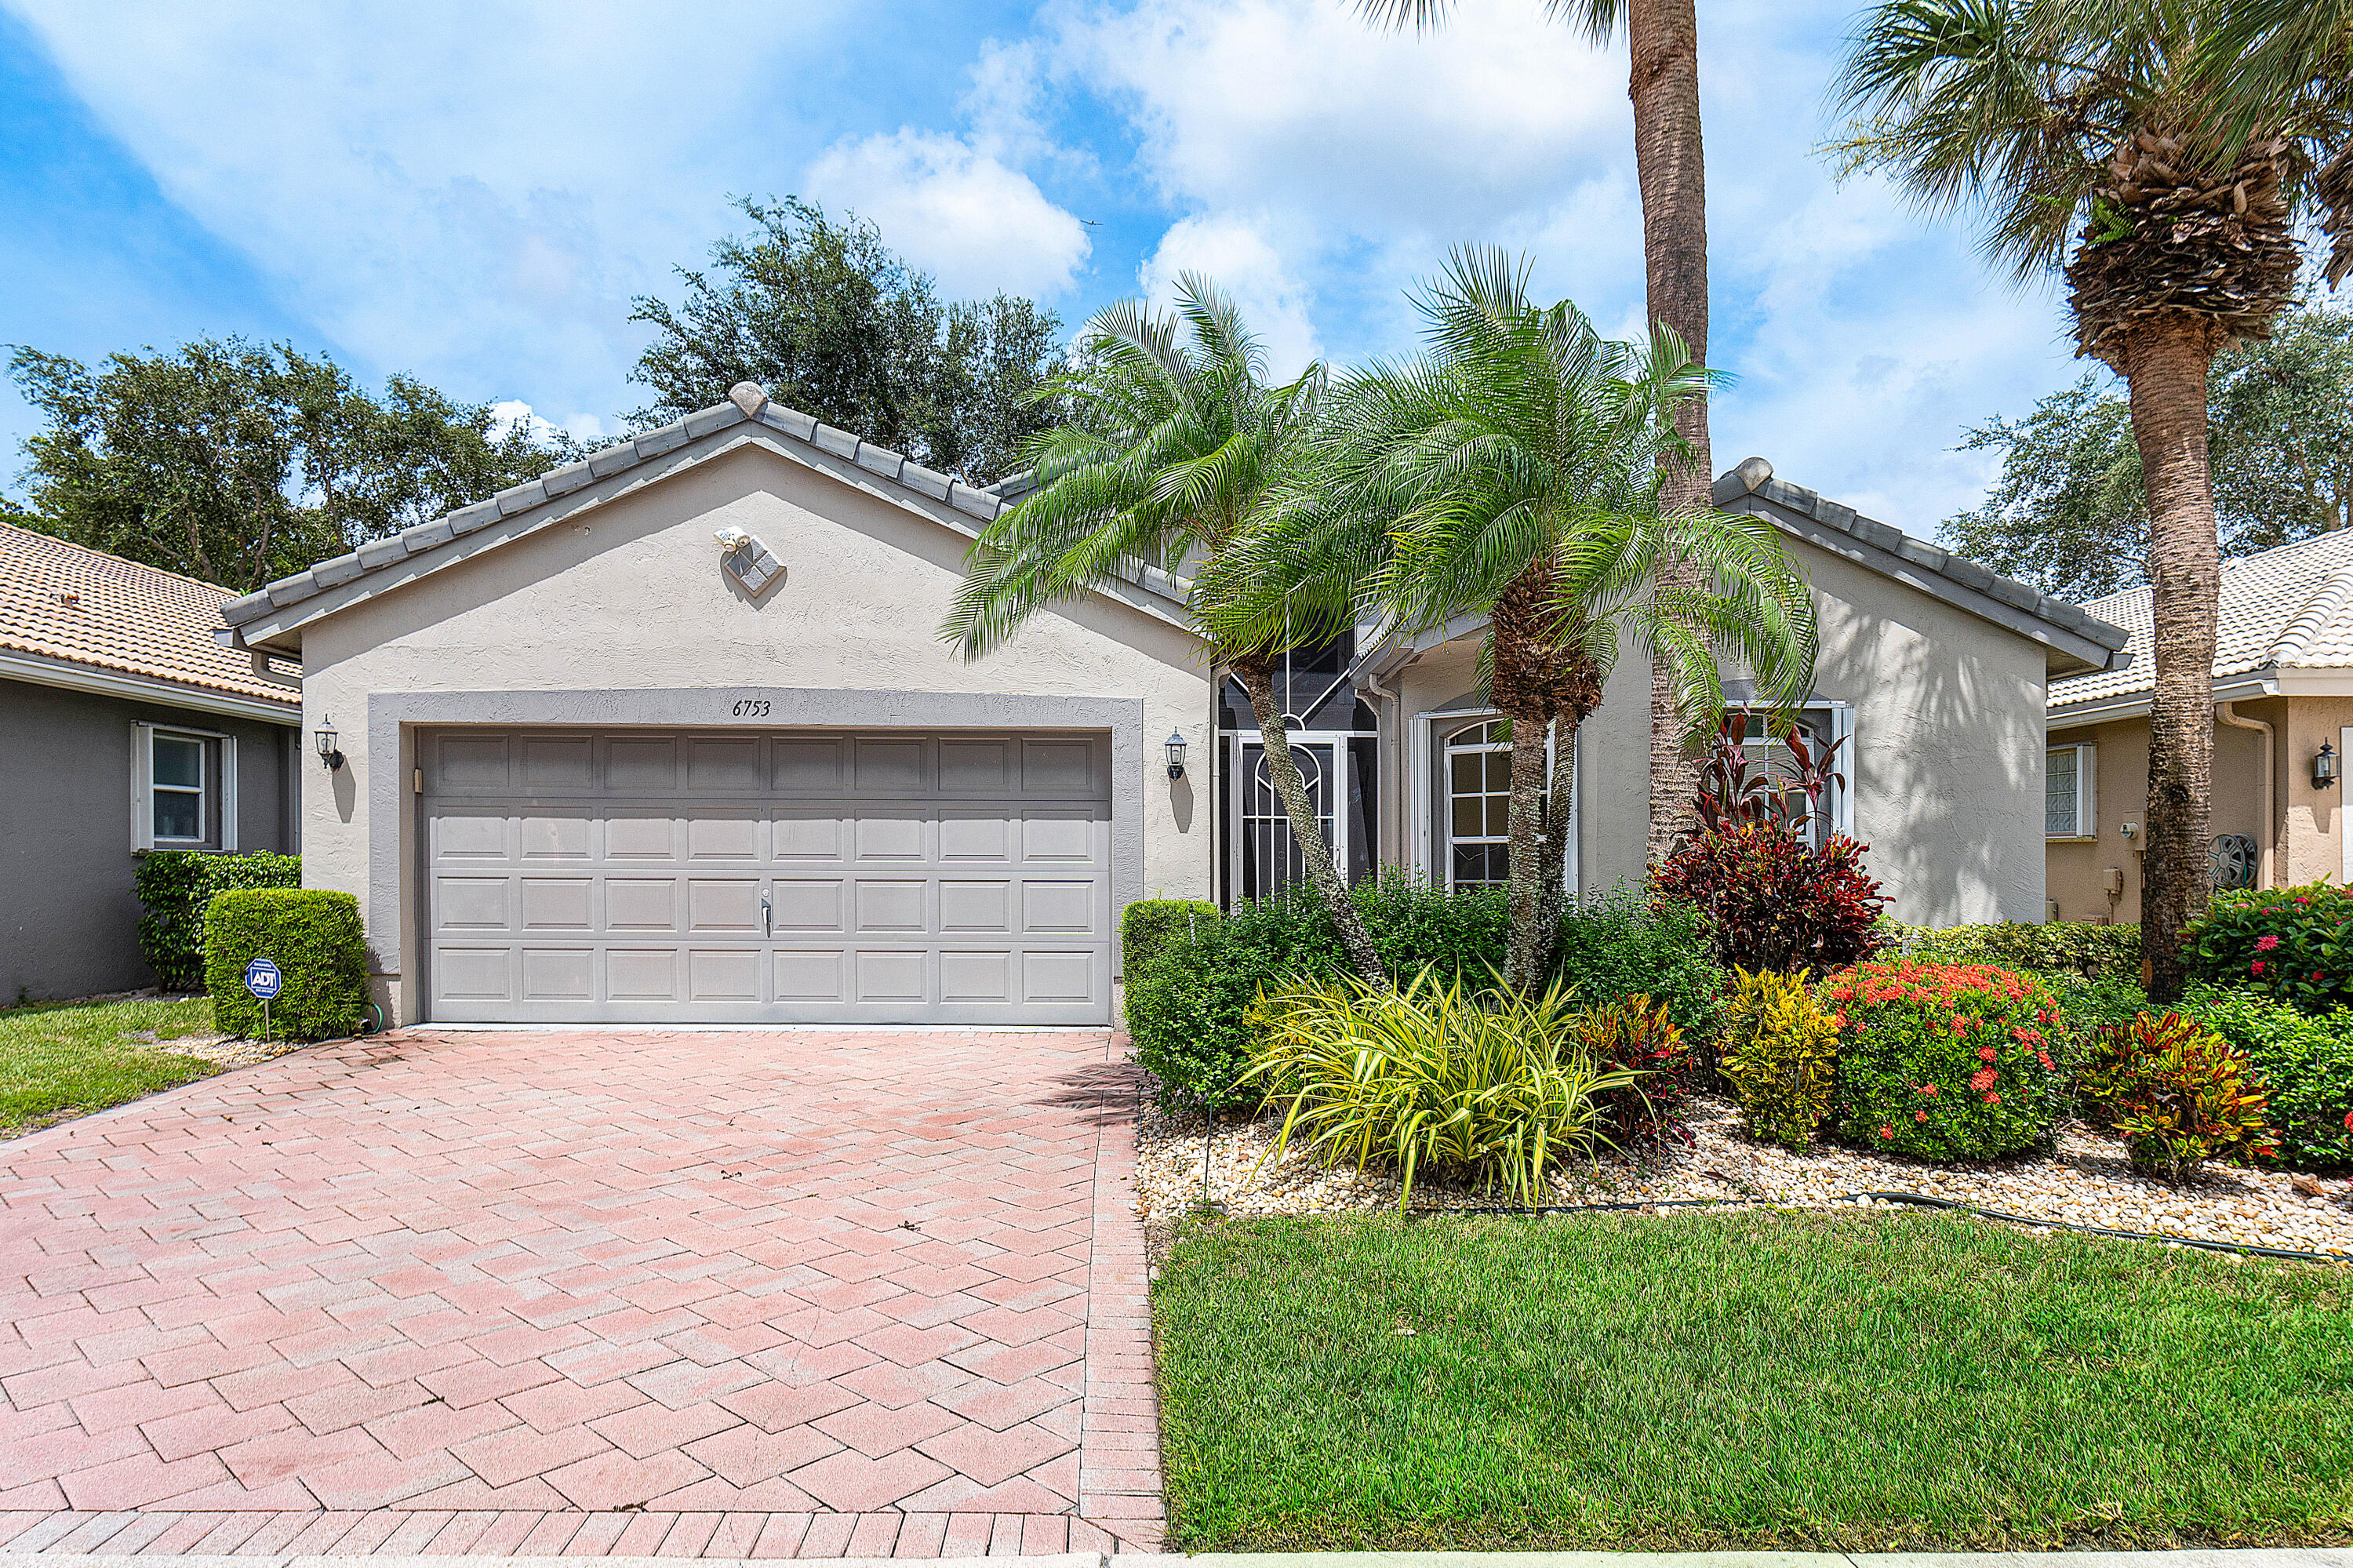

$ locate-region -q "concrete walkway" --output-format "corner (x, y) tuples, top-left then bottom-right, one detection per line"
(0, 1028), (1162, 1555)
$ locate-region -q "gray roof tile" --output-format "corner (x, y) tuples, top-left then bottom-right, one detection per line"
(355, 537), (408, 570)
(449, 500), (502, 537)
(540, 460), (595, 499)
(855, 444), (906, 481)
(311, 555), (365, 589)
(813, 424), (860, 460)
(587, 441), (638, 478)
(494, 480), (547, 517)
(265, 570), (318, 608)
(900, 461), (952, 501)
(947, 481), (1002, 522)
(403, 518), (455, 553)
(762, 406), (819, 442)
(634, 422), (689, 460)
(682, 404), (745, 440)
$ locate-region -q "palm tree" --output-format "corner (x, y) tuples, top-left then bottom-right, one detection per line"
(1833, 0), (2351, 1000)
(940, 278), (1389, 984)
(1205, 249), (1817, 989)
(1359, 0), (1718, 866)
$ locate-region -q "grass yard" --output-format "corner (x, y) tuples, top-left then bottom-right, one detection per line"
(0, 996), (220, 1135)
(1154, 1208), (2353, 1552)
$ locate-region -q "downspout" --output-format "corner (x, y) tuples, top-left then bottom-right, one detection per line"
(2216, 701), (2275, 889)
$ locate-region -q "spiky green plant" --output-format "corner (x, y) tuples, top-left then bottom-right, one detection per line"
(1243, 967), (1644, 1209)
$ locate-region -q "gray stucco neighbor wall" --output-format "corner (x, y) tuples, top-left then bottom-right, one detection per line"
(0, 678), (295, 1002)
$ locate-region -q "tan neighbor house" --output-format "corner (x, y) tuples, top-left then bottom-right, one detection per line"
(212, 386), (2129, 1027)
(2047, 528), (2353, 923)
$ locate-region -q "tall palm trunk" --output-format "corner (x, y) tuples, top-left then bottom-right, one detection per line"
(1631, 0), (1715, 864)
(1230, 657), (1387, 985)
(2122, 319), (2224, 1002)
(1489, 565), (1567, 990)
(1537, 715), (1578, 936)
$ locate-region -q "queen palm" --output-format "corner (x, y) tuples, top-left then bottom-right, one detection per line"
(1204, 249), (1817, 989)
(1834, 0), (2353, 999)
(940, 277), (1388, 984)
(1362, 0), (1719, 864)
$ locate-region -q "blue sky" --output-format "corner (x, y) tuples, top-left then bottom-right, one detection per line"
(1, 0), (2098, 533)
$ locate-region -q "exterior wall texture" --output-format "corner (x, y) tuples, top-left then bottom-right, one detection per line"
(0, 678), (295, 1001)
(294, 441), (1213, 1023)
(1376, 533), (2052, 925)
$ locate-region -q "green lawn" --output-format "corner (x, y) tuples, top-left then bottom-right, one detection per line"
(1153, 1208), (2353, 1552)
(0, 996), (220, 1134)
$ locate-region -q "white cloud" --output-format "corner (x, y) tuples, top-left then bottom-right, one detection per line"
(489, 399), (613, 449)
(1138, 215), (1322, 377)
(802, 129), (1091, 300)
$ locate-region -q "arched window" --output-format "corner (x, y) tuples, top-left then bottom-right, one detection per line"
(1443, 719), (1512, 889)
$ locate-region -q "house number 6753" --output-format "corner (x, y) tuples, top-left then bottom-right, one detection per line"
(731, 699), (771, 718)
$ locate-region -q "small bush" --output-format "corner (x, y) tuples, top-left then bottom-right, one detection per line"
(2180, 985), (2353, 1170)
(2082, 1012), (2274, 1181)
(1719, 968), (1840, 1150)
(1575, 994), (1691, 1149)
(1246, 970), (1638, 1208)
(1124, 877), (1509, 1110)
(1120, 899), (1218, 981)
(1650, 822), (1887, 974)
(2035, 971), (2151, 1040)
(1900, 920), (2140, 980)
(202, 890), (369, 1042)
(1554, 888), (1726, 1044)
(2182, 882), (2353, 1015)
(1820, 961), (2070, 1162)
(133, 850), (301, 991)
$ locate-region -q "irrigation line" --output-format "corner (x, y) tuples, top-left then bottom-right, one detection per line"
(1451, 1190), (2353, 1266)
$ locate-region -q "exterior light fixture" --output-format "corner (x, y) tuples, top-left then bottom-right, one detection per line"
(314, 718), (344, 772)
(2318, 740), (2340, 790)
(1166, 728), (1187, 780)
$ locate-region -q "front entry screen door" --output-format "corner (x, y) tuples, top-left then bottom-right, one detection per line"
(1231, 735), (1347, 900)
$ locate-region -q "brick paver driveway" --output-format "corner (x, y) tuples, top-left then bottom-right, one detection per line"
(0, 1028), (1161, 1558)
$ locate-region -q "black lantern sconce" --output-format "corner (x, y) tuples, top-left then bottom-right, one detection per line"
(2317, 740), (2339, 791)
(315, 716), (345, 772)
(1166, 728), (1187, 780)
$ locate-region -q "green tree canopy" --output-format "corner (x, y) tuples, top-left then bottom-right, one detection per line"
(1944, 304), (2353, 600)
(629, 196), (1064, 484)
(6, 339), (575, 592)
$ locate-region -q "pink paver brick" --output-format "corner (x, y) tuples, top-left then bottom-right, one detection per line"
(0, 1025), (1163, 1553)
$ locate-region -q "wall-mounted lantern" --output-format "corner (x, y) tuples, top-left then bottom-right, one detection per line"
(2317, 740), (2339, 791)
(314, 717), (344, 772)
(1166, 728), (1187, 780)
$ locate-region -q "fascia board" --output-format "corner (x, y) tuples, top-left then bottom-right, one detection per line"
(0, 649), (300, 726)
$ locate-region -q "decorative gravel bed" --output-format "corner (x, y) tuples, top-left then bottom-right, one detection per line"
(1132, 1090), (2353, 1260)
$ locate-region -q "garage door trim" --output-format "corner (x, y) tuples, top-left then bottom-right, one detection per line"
(369, 689), (1145, 1016)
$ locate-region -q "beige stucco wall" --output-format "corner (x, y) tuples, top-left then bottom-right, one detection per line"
(296, 440), (1213, 1022)
(1375, 532), (2053, 925)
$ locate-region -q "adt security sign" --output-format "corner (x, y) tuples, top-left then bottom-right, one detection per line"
(243, 958), (282, 1001)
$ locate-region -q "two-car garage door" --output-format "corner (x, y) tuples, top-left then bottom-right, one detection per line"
(420, 728), (1113, 1024)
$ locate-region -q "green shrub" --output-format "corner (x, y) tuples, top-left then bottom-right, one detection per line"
(2082, 1012), (2275, 1181)
(1120, 899), (1218, 982)
(2035, 970), (2151, 1040)
(2180, 985), (2353, 1170)
(1575, 994), (1691, 1149)
(2182, 882), (2353, 1015)
(1718, 968), (1840, 1150)
(1554, 887), (1726, 1044)
(1649, 822), (1887, 973)
(1900, 920), (2140, 980)
(1125, 877), (1509, 1110)
(1820, 961), (2070, 1161)
(133, 850), (301, 990)
(202, 890), (369, 1041)
(1246, 970), (1638, 1208)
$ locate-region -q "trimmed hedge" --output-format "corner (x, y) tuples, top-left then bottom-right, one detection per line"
(133, 851), (301, 991)
(1121, 899), (1219, 982)
(2181, 984), (2353, 1170)
(203, 890), (369, 1041)
(1897, 919), (2139, 980)
(2184, 882), (2353, 1015)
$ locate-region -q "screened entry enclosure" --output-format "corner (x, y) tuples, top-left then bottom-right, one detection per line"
(1217, 636), (1380, 901)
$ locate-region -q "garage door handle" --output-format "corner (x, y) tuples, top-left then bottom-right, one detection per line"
(761, 894), (771, 938)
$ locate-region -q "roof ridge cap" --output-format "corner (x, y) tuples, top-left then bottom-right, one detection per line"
(2264, 566), (2353, 666)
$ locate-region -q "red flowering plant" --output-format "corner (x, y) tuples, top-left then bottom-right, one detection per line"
(2181, 882), (2352, 1015)
(1651, 711), (1888, 973)
(1818, 960), (2071, 1160)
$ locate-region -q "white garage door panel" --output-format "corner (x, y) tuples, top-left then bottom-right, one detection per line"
(420, 729), (1114, 1024)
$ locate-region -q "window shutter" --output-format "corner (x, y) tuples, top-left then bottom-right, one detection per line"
(2076, 744), (2095, 838)
(220, 736), (239, 852)
(131, 722), (155, 852)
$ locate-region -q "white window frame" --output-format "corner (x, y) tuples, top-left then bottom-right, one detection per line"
(1412, 710), (1580, 896)
(1441, 719), (1514, 890)
(132, 722), (238, 853)
(2046, 740), (2096, 841)
(1738, 702), (1855, 841)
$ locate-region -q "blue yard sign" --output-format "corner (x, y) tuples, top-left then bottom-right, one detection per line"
(243, 957), (282, 1000)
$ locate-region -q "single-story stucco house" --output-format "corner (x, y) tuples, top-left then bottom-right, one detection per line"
(213, 384), (2129, 1028)
(2047, 528), (2353, 923)
(1, 522), (303, 1002)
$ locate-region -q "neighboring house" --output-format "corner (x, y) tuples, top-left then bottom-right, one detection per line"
(2047, 529), (2353, 924)
(1, 522), (302, 1002)
(214, 385), (2128, 1028)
